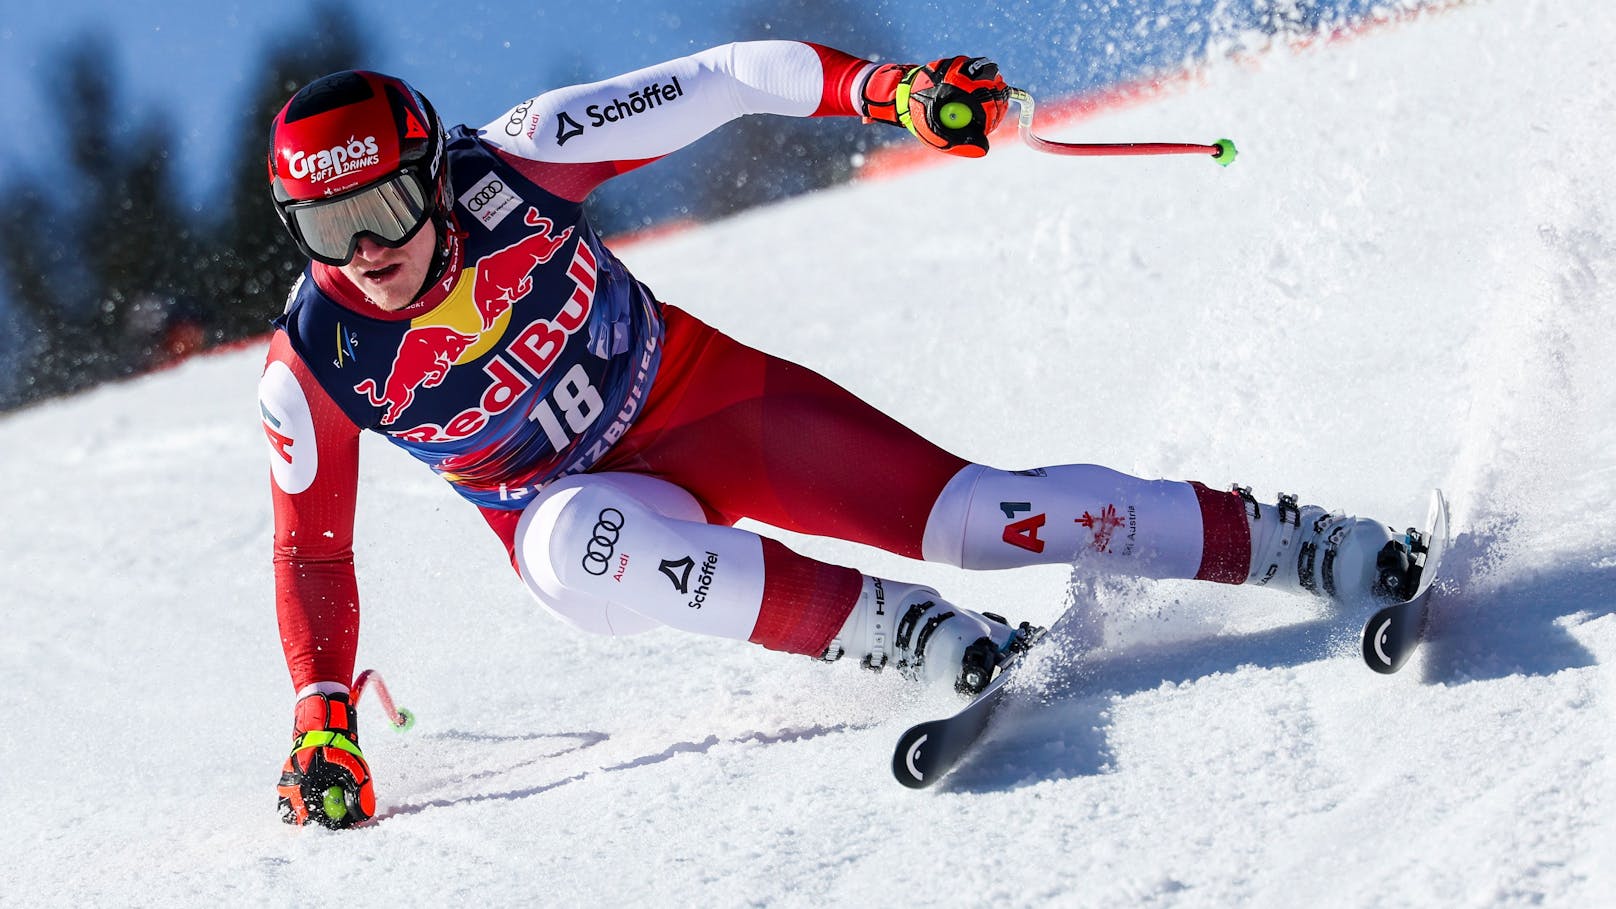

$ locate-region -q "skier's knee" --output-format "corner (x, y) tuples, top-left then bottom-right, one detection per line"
(514, 473), (704, 636)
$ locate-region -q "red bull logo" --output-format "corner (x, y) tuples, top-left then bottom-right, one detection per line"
(353, 208), (583, 430)
(355, 326), (480, 424)
(473, 208), (574, 330)
(386, 239), (599, 443)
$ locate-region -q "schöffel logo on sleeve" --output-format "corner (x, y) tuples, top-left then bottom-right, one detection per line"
(457, 171), (525, 230)
(658, 556), (694, 593)
(554, 77), (685, 147)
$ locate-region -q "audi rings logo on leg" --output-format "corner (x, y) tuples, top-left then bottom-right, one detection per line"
(580, 508), (626, 575)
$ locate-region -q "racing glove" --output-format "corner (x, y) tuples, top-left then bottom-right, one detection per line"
(276, 689), (376, 829)
(859, 56), (1010, 158)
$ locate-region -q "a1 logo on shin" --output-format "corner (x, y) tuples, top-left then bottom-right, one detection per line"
(1000, 501), (1047, 554)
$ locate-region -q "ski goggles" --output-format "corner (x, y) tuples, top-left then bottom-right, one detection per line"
(282, 170), (434, 266)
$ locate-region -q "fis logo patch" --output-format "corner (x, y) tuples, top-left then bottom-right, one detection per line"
(334, 323), (359, 368)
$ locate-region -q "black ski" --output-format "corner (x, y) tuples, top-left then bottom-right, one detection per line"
(891, 627), (1048, 789)
(1361, 489), (1450, 674)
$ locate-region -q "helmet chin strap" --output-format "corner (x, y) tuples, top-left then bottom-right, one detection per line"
(410, 213), (460, 304)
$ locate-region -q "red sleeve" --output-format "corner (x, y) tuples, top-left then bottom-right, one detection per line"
(260, 330), (363, 692)
(490, 147), (658, 206)
(803, 43), (877, 118)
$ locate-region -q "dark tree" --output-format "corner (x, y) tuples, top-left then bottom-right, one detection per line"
(0, 2), (367, 411)
(0, 34), (196, 405)
(194, 1), (368, 342)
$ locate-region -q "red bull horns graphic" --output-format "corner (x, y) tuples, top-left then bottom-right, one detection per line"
(474, 209), (574, 330)
(353, 207), (599, 443)
(354, 326), (480, 424)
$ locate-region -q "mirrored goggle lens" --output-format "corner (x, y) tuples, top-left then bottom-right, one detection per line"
(289, 173), (430, 264)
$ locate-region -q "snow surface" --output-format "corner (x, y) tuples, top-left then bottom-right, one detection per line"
(4, 1), (1614, 905)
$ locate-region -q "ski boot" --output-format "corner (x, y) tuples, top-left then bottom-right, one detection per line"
(824, 577), (1040, 695)
(1237, 487), (1422, 604)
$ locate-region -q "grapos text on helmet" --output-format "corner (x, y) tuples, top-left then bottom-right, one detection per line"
(285, 136), (383, 182)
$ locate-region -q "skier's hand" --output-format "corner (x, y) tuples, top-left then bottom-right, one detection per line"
(276, 690), (376, 829)
(859, 56), (1010, 158)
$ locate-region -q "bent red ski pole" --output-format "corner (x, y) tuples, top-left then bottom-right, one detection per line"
(1006, 87), (1238, 165)
(352, 668), (416, 731)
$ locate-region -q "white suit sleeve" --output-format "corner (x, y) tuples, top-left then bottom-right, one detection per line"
(479, 41), (874, 165)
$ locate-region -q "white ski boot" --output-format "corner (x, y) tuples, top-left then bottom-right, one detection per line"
(824, 577), (1036, 695)
(1238, 487), (1418, 604)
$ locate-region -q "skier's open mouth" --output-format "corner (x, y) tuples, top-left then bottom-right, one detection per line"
(363, 263), (401, 281)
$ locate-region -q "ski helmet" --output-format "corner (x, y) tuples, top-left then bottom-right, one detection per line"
(268, 71), (453, 276)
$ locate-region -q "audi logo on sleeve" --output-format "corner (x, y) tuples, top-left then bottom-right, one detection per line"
(581, 508), (626, 575)
(503, 97), (536, 136)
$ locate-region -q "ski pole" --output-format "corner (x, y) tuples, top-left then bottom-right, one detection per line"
(351, 668), (416, 731)
(1006, 88), (1238, 166)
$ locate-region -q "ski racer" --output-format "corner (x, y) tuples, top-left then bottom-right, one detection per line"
(260, 41), (1418, 828)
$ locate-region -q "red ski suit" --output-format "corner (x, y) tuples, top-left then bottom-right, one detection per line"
(261, 42), (1254, 692)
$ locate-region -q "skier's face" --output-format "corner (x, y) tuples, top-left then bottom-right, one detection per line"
(338, 220), (438, 312)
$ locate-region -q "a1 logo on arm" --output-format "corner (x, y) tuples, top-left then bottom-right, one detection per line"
(260, 361), (318, 495)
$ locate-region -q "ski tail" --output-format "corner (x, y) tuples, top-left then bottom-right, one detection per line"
(891, 625), (1050, 789)
(1361, 489), (1451, 674)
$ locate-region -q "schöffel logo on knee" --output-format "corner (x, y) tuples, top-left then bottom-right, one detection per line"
(659, 553), (719, 608)
(581, 508), (625, 575)
(686, 551), (719, 610)
(659, 556), (694, 593)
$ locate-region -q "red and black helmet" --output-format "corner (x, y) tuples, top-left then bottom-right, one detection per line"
(268, 71), (453, 270)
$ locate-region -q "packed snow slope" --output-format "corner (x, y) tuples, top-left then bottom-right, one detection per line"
(4, 2), (1613, 905)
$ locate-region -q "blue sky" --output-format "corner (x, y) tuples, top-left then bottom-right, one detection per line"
(1, 1), (914, 193)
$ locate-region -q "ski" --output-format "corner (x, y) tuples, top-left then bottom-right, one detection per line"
(1360, 489), (1451, 674)
(891, 625), (1049, 789)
